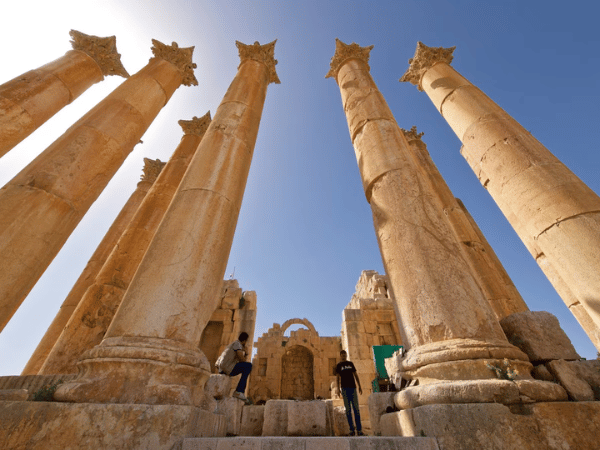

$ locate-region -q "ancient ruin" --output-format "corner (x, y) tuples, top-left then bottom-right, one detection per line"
(0, 32), (599, 450)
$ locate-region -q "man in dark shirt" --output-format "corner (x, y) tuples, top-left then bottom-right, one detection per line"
(335, 349), (363, 436)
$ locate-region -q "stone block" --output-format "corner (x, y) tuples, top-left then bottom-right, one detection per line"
(287, 400), (327, 436)
(221, 294), (240, 310)
(360, 298), (377, 309)
(333, 405), (350, 436)
(240, 405), (264, 436)
(547, 359), (594, 401)
(0, 401), (225, 449)
(500, 311), (580, 363)
(570, 359), (600, 399)
(380, 411), (402, 436)
(210, 309), (232, 322)
(531, 364), (554, 382)
(363, 320), (377, 334)
(242, 291), (257, 310)
(205, 374), (232, 400)
(343, 309), (362, 322)
(368, 392), (396, 435)
(0, 389), (28, 401)
(215, 397), (245, 436)
(262, 400), (292, 436)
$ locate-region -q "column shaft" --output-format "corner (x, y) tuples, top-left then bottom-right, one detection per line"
(39, 114), (209, 375)
(0, 30), (128, 158)
(402, 42), (600, 341)
(21, 164), (157, 375)
(402, 129), (528, 319)
(0, 40), (195, 333)
(54, 41), (278, 406)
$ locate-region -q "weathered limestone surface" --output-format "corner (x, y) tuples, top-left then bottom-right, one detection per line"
(0, 390), (28, 401)
(401, 41), (600, 344)
(21, 159), (159, 375)
(287, 401), (328, 436)
(0, 39), (194, 334)
(54, 40), (275, 406)
(546, 359), (600, 401)
(262, 400), (292, 436)
(368, 392), (396, 436)
(40, 114), (210, 375)
(240, 405), (265, 436)
(0, 401), (225, 449)
(0, 30), (128, 158)
(500, 311), (580, 363)
(250, 318), (340, 402)
(384, 402), (600, 450)
(327, 39), (541, 404)
(215, 397), (245, 436)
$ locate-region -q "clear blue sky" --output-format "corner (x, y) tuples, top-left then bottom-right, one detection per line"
(1, 0), (599, 375)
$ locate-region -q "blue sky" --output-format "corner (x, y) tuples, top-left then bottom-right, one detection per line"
(0, 0), (599, 375)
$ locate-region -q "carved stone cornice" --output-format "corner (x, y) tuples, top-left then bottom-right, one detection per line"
(236, 40), (280, 84)
(400, 42), (456, 91)
(140, 158), (166, 183)
(325, 38), (374, 80)
(69, 30), (129, 78)
(151, 40), (198, 87)
(178, 111), (212, 136)
(401, 125), (425, 142)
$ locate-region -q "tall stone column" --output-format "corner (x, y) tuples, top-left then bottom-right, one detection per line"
(0, 30), (129, 158)
(55, 40), (278, 406)
(39, 113), (210, 375)
(401, 42), (600, 344)
(21, 158), (164, 375)
(0, 40), (197, 333)
(327, 39), (565, 408)
(401, 126), (528, 319)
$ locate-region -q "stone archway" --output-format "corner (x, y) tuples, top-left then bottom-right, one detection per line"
(280, 345), (314, 400)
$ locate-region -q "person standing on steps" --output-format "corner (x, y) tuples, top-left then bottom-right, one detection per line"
(336, 349), (364, 436)
(216, 331), (253, 401)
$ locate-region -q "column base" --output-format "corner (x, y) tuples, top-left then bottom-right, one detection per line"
(54, 336), (210, 406)
(395, 379), (567, 409)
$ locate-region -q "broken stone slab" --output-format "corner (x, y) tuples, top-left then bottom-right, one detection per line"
(240, 405), (264, 436)
(368, 392), (396, 436)
(287, 400), (327, 436)
(204, 374), (232, 400)
(569, 359), (600, 399)
(215, 397), (245, 436)
(500, 311), (580, 363)
(332, 405), (350, 436)
(547, 359), (595, 401)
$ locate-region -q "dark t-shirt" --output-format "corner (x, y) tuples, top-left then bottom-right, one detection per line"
(336, 360), (357, 388)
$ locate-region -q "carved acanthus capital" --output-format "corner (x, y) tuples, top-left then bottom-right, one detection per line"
(236, 40), (280, 84)
(69, 30), (129, 78)
(401, 125), (425, 142)
(151, 40), (198, 87)
(400, 42), (456, 91)
(140, 158), (166, 183)
(325, 38), (374, 80)
(178, 111), (212, 136)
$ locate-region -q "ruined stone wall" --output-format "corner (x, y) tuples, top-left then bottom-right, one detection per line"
(249, 318), (341, 403)
(199, 279), (257, 373)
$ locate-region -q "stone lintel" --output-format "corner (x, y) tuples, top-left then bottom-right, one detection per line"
(141, 157), (166, 183)
(236, 40), (280, 84)
(151, 39), (198, 86)
(326, 38), (374, 80)
(400, 41), (456, 91)
(400, 125), (425, 142)
(178, 111), (212, 137)
(69, 29), (129, 78)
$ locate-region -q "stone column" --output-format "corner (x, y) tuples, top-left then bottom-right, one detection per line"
(401, 42), (600, 343)
(0, 30), (129, 158)
(401, 126), (528, 319)
(0, 40), (197, 333)
(327, 39), (565, 408)
(39, 113), (210, 375)
(55, 40), (278, 406)
(21, 158), (163, 375)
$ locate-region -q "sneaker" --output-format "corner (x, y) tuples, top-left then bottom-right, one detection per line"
(357, 431), (365, 436)
(348, 431), (356, 436)
(232, 391), (247, 401)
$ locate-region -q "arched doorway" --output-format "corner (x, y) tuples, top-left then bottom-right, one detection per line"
(280, 345), (314, 400)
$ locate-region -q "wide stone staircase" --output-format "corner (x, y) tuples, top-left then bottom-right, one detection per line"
(181, 436), (439, 450)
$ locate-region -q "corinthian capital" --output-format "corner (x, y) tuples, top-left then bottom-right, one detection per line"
(400, 42), (455, 91)
(236, 40), (280, 84)
(325, 39), (374, 80)
(151, 40), (198, 87)
(400, 125), (425, 142)
(140, 158), (166, 183)
(178, 111), (212, 136)
(69, 30), (129, 78)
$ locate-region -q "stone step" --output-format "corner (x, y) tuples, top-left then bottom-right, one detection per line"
(182, 436), (439, 450)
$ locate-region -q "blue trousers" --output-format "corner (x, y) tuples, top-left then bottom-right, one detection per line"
(341, 387), (362, 432)
(229, 362), (252, 393)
